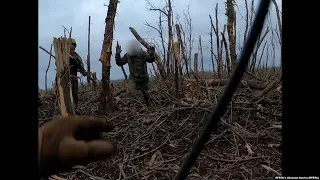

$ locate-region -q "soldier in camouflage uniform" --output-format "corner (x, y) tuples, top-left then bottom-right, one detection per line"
(115, 40), (155, 105)
(69, 38), (87, 109)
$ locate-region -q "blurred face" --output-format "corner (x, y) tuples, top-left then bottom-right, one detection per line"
(128, 40), (141, 55)
(70, 43), (76, 53)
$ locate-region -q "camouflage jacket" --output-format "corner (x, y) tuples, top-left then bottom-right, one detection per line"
(70, 51), (85, 76)
(115, 49), (155, 82)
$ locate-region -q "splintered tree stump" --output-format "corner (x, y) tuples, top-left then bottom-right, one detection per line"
(53, 36), (75, 116)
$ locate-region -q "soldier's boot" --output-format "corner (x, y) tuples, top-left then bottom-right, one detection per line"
(141, 90), (151, 106)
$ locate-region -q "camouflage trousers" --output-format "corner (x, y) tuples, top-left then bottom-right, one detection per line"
(71, 76), (79, 109)
(127, 79), (151, 104)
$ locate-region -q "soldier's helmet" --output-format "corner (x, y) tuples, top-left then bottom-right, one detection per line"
(71, 38), (77, 47)
(128, 40), (141, 56)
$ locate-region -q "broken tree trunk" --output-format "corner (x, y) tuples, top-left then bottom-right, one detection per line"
(173, 41), (180, 99)
(219, 35), (224, 77)
(271, 0), (282, 46)
(226, 0), (237, 70)
(209, 15), (217, 74)
(215, 4), (223, 77)
(194, 53), (198, 75)
(244, 0), (249, 45)
(53, 36), (75, 117)
(166, 0), (173, 74)
(87, 16), (91, 84)
(175, 24), (190, 77)
(198, 35), (204, 73)
(221, 25), (231, 75)
(99, 0), (119, 112)
(45, 44), (53, 92)
(129, 27), (167, 80)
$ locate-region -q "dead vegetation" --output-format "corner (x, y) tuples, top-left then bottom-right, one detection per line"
(39, 0), (281, 179)
(39, 68), (281, 180)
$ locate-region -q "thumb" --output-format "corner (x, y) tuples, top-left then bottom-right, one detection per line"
(59, 137), (116, 165)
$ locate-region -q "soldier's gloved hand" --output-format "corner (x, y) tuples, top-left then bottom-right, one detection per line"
(147, 46), (155, 55)
(116, 41), (122, 55)
(38, 116), (117, 177)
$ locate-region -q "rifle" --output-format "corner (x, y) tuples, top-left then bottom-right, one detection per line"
(39, 46), (96, 84)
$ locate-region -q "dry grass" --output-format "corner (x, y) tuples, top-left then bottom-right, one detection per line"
(39, 69), (282, 180)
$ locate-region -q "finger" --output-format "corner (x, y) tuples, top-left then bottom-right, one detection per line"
(59, 137), (116, 165)
(87, 140), (117, 161)
(59, 136), (89, 165)
(73, 116), (115, 132)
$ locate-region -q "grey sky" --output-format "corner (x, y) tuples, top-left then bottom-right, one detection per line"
(39, 0), (282, 89)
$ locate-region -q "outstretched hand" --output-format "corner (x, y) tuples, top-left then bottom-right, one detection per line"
(38, 116), (117, 177)
(116, 41), (122, 54)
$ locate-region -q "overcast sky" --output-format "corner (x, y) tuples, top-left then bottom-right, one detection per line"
(38, 0), (282, 89)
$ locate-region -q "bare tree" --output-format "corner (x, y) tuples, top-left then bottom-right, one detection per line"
(271, 0), (282, 68)
(45, 44), (53, 92)
(209, 4), (223, 77)
(167, 0), (174, 74)
(175, 24), (190, 77)
(249, 0), (255, 27)
(226, 0), (237, 70)
(265, 44), (269, 70)
(145, 12), (167, 65)
(194, 53), (198, 75)
(99, 0), (119, 112)
(257, 41), (268, 70)
(87, 16), (91, 84)
(209, 28), (215, 74)
(173, 41), (180, 98)
(183, 5), (194, 72)
(243, 0), (249, 44)
(221, 25), (231, 75)
(215, 3), (223, 76)
(250, 26), (270, 72)
(209, 15), (217, 74)
(198, 35), (204, 73)
(219, 32), (224, 77)
(147, 0), (174, 74)
(271, 0), (281, 46)
(271, 29), (276, 73)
